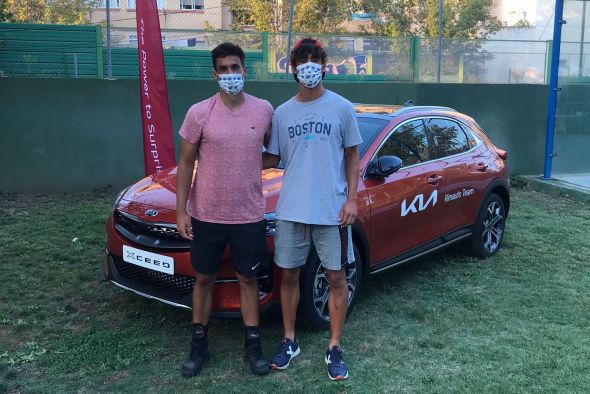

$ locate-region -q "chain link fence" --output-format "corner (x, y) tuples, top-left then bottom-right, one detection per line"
(2, 0), (587, 85)
(552, 0), (590, 187)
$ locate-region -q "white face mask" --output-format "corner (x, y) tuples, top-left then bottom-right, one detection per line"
(295, 62), (322, 89)
(217, 73), (244, 95)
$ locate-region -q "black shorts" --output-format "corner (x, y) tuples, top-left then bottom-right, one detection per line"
(190, 218), (268, 278)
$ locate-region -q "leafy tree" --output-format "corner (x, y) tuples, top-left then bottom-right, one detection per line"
(2, 0), (98, 24)
(361, 0), (502, 39)
(224, 0), (352, 34)
(0, 0), (14, 22)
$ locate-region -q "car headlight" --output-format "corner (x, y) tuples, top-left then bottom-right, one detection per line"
(112, 186), (131, 212)
(264, 212), (276, 237)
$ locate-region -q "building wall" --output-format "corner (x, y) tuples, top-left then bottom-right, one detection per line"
(88, 0), (230, 30)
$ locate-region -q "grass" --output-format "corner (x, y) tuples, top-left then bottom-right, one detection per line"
(0, 188), (589, 393)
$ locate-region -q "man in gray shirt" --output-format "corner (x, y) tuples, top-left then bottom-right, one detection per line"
(263, 37), (362, 381)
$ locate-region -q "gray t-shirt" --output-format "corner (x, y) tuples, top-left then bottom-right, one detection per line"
(267, 89), (363, 225)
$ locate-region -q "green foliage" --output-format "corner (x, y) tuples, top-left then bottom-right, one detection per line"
(224, 0), (352, 34)
(361, 0), (502, 38)
(2, 0), (99, 24)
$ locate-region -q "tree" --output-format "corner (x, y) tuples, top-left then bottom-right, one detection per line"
(224, 0), (352, 34)
(0, 0), (14, 22)
(361, 0), (502, 39)
(1, 0), (99, 24)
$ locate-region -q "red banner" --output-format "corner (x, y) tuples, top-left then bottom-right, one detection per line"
(136, 0), (176, 176)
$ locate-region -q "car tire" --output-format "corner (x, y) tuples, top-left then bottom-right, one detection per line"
(299, 245), (363, 331)
(469, 193), (506, 259)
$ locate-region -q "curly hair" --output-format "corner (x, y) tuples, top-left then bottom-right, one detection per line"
(290, 37), (327, 69)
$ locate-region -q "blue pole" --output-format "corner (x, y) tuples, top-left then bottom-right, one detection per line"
(542, 0), (565, 179)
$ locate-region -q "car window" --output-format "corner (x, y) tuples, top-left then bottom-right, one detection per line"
(377, 120), (429, 167)
(428, 118), (471, 158)
(459, 124), (480, 148)
(357, 117), (390, 156)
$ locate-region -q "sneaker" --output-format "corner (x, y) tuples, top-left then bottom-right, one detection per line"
(181, 339), (210, 378)
(270, 338), (300, 370)
(325, 346), (349, 381)
(244, 342), (270, 376)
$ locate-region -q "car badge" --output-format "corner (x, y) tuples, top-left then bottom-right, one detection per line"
(145, 209), (158, 217)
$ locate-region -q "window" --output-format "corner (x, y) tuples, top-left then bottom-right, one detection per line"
(378, 120), (429, 167)
(180, 0), (204, 10)
(357, 117), (389, 156)
(100, 0), (120, 7)
(459, 124), (480, 148)
(428, 118), (471, 158)
(128, 34), (167, 45)
(127, 0), (166, 9)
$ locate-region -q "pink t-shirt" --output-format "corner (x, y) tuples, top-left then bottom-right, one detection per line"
(179, 93), (273, 224)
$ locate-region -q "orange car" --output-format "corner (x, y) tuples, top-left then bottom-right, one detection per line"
(104, 104), (510, 330)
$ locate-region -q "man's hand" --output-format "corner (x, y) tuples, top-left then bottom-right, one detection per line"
(339, 199), (357, 226)
(177, 211), (193, 240)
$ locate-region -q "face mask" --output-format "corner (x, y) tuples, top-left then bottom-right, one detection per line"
(295, 62), (322, 89)
(217, 73), (244, 95)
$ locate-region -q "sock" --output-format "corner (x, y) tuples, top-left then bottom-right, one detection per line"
(192, 323), (208, 341)
(245, 325), (260, 347)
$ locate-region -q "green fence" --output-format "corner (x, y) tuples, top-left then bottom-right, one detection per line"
(1, 22), (565, 84)
(0, 23), (103, 78)
(0, 23), (266, 79)
(104, 47), (264, 79)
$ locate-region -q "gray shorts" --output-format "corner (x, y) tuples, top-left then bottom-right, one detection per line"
(274, 220), (354, 271)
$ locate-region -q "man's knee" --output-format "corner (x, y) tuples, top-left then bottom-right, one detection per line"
(281, 268), (300, 288)
(236, 273), (258, 288)
(326, 268), (346, 290)
(195, 273), (216, 288)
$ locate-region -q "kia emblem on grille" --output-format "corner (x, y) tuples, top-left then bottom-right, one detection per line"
(145, 209), (158, 217)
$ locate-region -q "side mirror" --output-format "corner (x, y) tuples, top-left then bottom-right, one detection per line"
(366, 156), (402, 178)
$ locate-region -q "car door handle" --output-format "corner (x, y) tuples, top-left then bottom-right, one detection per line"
(427, 175), (442, 185)
(475, 163), (488, 172)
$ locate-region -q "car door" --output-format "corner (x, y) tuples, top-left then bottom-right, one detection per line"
(426, 117), (487, 234)
(362, 119), (446, 265)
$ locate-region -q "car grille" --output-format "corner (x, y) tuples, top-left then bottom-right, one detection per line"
(113, 256), (195, 298)
(114, 210), (189, 250)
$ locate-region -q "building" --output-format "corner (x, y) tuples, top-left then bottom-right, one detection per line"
(89, 0), (232, 47)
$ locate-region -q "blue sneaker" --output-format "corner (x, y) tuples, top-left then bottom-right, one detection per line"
(325, 346), (349, 381)
(270, 338), (300, 370)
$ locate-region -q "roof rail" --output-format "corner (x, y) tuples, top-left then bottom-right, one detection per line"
(354, 104), (404, 115)
(391, 105), (457, 116)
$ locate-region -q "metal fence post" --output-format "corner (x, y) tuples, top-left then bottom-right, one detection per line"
(458, 53), (464, 83)
(261, 31), (269, 79)
(542, 0), (565, 180)
(285, 0), (295, 80)
(96, 24), (104, 79)
(410, 36), (421, 82)
(106, 0), (112, 79)
(437, 0), (443, 83)
(544, 40), (553, 85)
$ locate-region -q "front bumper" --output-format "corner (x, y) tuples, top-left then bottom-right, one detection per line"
(104, 214), (279, 316)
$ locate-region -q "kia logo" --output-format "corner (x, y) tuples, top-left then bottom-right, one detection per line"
(145, 209), (158, 217)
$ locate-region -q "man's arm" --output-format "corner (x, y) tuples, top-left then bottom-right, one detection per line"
(176, 138), (198, 240)
(339, 145), (360, 226)
(262, 152), (280, 170)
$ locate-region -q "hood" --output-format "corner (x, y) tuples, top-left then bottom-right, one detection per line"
(118, 165), (284, 219)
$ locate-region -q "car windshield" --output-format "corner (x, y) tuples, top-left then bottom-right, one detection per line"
(357, 116), (389, 157)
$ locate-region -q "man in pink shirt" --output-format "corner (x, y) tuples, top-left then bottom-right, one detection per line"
(176, 42), (273, 377)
